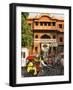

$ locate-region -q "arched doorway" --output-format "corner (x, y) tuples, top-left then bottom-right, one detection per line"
(40, 34), (51, 58)
(41, 34), (51, 39)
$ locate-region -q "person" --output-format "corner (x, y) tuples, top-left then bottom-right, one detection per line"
(54, 53), (61, 65)
(26, 60), (37, 76)
(38, 56), (48, 74)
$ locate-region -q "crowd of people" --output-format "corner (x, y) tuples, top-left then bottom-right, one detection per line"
(23, 52), (64, 76)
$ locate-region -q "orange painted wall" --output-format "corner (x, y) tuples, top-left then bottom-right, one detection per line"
(27, 16), (64, 33)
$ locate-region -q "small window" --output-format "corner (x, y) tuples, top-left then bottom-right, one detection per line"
(35, 22), (38, 26)
(60, 37), (63, 42)
(29, 24), (31, 26)
(59, 24), (62, 28)
(52, 22), (56, 26)
(48, 22), (51, 26)
(35, 35), (38, 38)
(40, 22), (43, 26)
(23, 52), (25, 58)
(53, 35), (56, 39)
(44, 22), (47, 26)
(35, 47), (38, 52)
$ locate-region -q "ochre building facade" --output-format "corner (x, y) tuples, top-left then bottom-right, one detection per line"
(27, 14), (64, 57)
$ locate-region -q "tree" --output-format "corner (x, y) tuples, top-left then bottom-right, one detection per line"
(21, 12), (33, 48)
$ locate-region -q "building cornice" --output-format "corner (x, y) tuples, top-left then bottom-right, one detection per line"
(32, 30), (64, 33)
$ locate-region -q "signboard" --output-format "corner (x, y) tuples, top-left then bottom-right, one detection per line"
(34, 39), (57, 43)
(34, 39), (58, 46)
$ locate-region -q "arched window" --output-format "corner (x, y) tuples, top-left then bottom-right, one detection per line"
(44, 22), (47, 26)
(60, 37), (63, 42)
(35, 22), (38, 26)
(40, 22), (43, 26)
(35, 35), (38, 38)
(53, 35), (56, 39)
(52, 22), (56, 26)
(59, 24), (62, 28)
(41, 34), (51, 39)
(35, 47), (38, 52)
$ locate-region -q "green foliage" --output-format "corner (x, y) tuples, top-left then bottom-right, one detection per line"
(21, 12), (33, 48)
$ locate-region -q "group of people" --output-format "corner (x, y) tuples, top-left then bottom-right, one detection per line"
(25, 53), (64, 76)
(26, 55), (47, 76)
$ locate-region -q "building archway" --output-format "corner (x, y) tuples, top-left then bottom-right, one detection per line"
(40, 34), (51, 39)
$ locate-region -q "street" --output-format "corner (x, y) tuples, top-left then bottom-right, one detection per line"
(21, 62), (64, 77)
